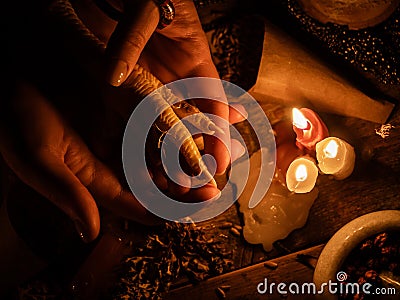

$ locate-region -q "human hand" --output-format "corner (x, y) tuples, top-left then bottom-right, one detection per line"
(75, 0), (238, 180)
(98, 82), (247, 204)
(0, 80), (161, 243)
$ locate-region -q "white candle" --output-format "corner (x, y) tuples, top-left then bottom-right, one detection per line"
(286, 156), (319, 193)
(234, 149), (319, 252)
(316, 137), (356, 180)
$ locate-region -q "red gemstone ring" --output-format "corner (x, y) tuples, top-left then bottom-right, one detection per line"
(154, 0), (175, 29)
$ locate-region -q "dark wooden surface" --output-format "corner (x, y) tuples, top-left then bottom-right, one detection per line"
(164, 101), (400, 299)
(165, 1), (400, 296)
(1, 1), (400, 299)
(167, 244), (324, 300)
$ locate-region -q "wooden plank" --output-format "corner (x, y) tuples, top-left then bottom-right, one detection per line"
(166, 244), (324, 300)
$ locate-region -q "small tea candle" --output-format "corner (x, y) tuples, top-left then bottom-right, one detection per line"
(286, 156), (319, 193)
(316, 137), (356, 180)
(292, 108), (329, 151)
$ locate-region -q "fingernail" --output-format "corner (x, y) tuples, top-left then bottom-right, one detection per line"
(232, 103), (248, 120)
(208, 123), (225, 135)
(107, 60), (128, 86)
(74, 219), (90, 243)
(231, 140), (246, 162)
(208, 189), (221, 201)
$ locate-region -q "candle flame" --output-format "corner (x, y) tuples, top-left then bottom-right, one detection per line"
(324, 139), (339, 158)
(292, 108), (309, 130)
(295, 164), (308, 182)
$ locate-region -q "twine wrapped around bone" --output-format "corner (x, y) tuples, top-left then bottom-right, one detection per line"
(48, 0), (221, 187)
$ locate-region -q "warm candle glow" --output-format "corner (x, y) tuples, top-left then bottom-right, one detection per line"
(291, 108), (329, 151)
(316, 137), (356, 180)
(323, 139), (339, 158)
(292, 108), (309, 130)
(286, 156), (318, 193)
(295, 164), (308, 182)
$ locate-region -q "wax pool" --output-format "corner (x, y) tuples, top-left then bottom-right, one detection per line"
(316, 137), (356, 180)
(233, 149), (319, 252)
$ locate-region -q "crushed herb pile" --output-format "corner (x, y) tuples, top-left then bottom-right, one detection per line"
(339, 231), (400, 300)
(109, 221), (236, 300)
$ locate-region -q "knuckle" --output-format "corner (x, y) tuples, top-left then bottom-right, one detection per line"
(124, 30), (148, 53)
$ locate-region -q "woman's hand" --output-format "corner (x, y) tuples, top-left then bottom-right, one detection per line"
(0, 80), (161, 243)
(75, 0), (234, 176)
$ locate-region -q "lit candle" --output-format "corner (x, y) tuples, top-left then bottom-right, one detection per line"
(286, 156), (319, 193)
(235, 149), (319, 252)
(276, 142), (304, 177)
(292, 108), (329, 151)
(316, 137), (356, 180)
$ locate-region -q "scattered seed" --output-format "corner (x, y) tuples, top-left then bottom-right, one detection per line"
(229, 227), (241, 237)
(219, 222), (233, 229)
(215, 287), (226, 299)
(219, 285), (231, 291)
(221, 251), (232, 257)
(264, 261), (278, 270)
(233, 224), (242, 231)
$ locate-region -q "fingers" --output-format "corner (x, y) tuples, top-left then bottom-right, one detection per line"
(41, 157), (101, 243)
(153, 138), (245, 204)
(74, 153), (163, 226)
(105, 0), (159, 86)
(0, 81), (101, 243)
(229, 103), (248, 124)
(7, 151), (101, 243)
(230, 139), (246, 162)
(187, 78), (231, 175)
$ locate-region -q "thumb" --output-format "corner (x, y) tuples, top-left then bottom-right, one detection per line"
(4, 151), (101, 243)
(34, 154), (101, 243)
(105, 0), (159, 86)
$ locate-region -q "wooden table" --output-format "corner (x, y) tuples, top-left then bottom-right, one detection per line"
(165, 2), (400, 298)
(164, 106), (400, 299)
(1, 1), (399, 299)
(161, 92), (400, 298)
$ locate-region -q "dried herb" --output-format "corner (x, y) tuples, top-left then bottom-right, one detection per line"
(288, 0), (400, 86)
(339, 231), (400, 300)
(375, 124), (395, 139)
(110, 221), (235, 300)
(17, 279), (62, 300)
(211, 22), (241, 85)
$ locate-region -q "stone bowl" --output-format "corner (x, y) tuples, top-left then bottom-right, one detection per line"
(313, 209), (400, 300)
